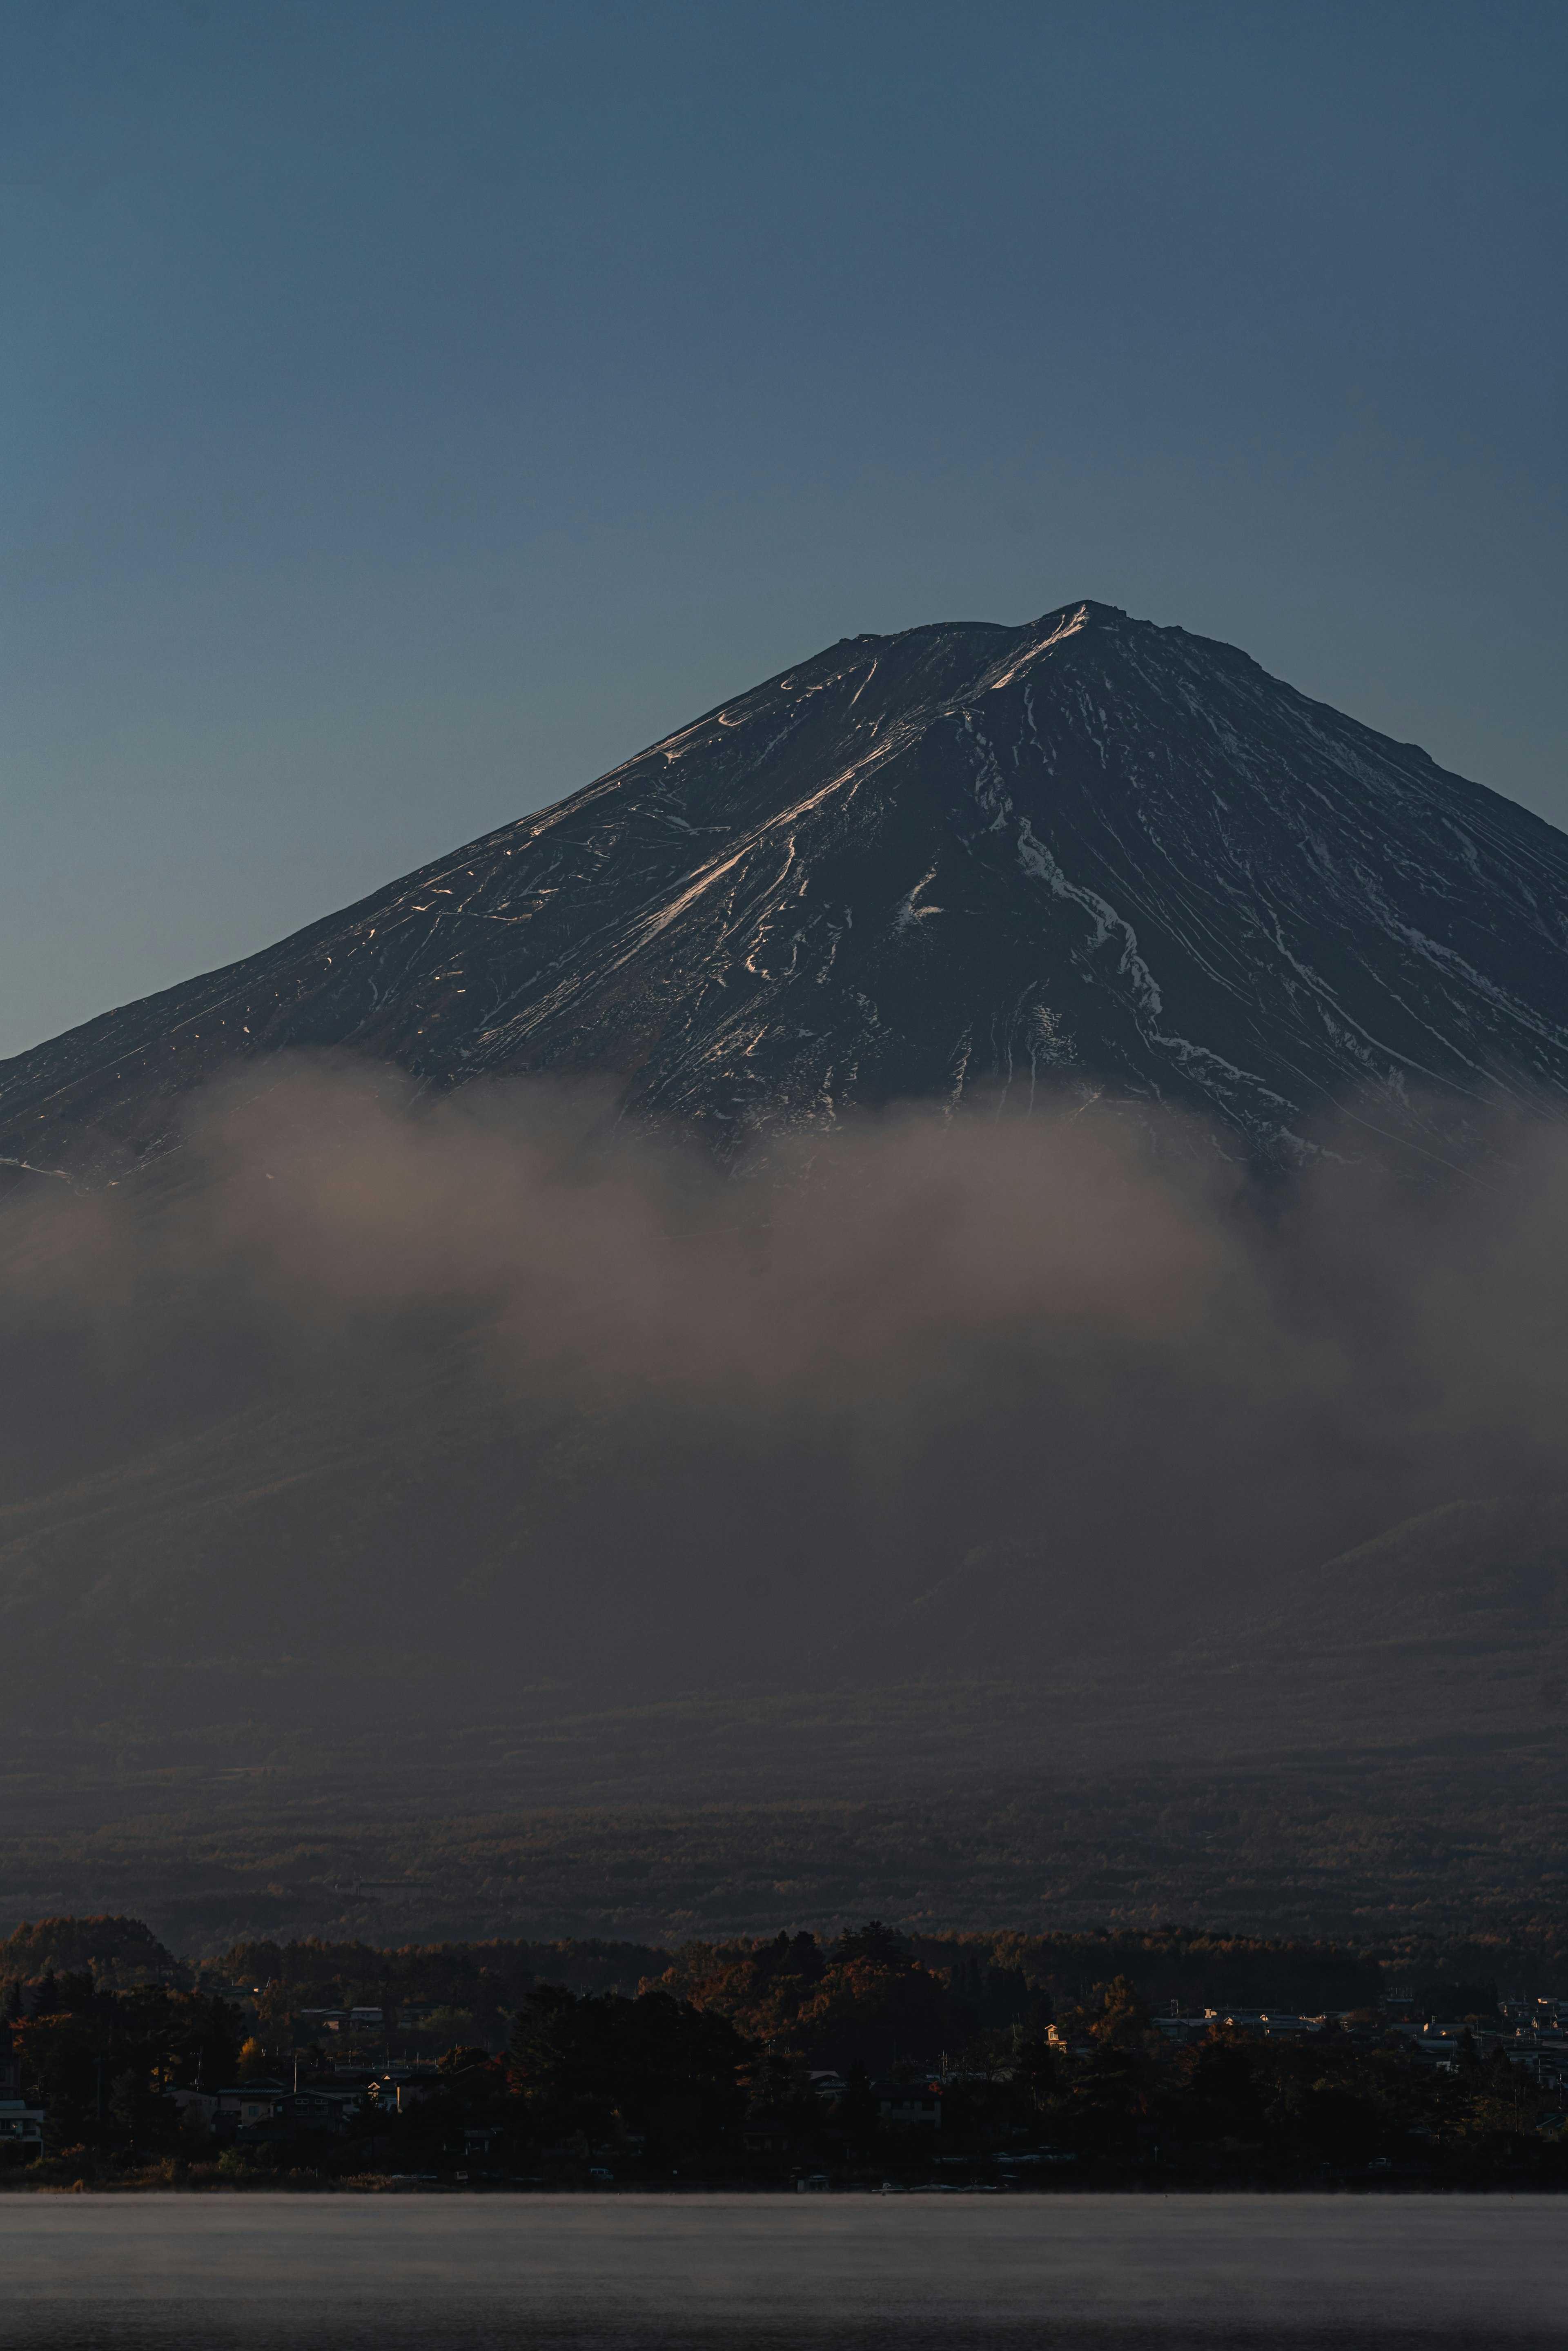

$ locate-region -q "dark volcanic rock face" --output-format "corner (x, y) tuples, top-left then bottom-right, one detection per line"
(7, 599), (1568, 1179)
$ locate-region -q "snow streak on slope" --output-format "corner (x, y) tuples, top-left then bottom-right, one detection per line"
(6, 601), (1568, 1180)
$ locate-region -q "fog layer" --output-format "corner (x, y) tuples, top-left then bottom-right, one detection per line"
(5, 2193), (1564, 2347)
(4, 1063), (1568, 1722)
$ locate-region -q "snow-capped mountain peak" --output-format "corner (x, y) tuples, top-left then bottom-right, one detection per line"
(7, 600), (1568, 1179)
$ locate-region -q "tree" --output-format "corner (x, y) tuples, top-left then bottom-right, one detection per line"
(256, 1981), (298, 2032)
(56, 1970), (98, 2017)
(787, 1932), (826, 1986)
(437, 2044), (491, 2073)
(836, 2059), (877, 2149)
(833, 1923), (902, 1968)
(236, 2037), (269, 2081)
(509, 1985), (620, 2142)
(1079, 2044), (1154, 2146)
(508, 1983), (752, 2158)
(1413, 1978), (1498, 2021)
(196, 1992), (243, 2090)
(1174, 2035), (1266, 2148)
(107, 2068), (142, 2135)
(1011, 2036), (1063, 2116)
(1089, 1976), (1150, 2051)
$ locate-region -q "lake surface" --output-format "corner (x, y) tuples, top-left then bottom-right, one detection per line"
(1, 2191), (1563, 2349)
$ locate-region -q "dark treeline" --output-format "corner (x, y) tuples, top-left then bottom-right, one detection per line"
(3, 1916), (1523, 2050)
(7, 1937), (1566, 2193)
(9, 1915), (1554, 2030)
(7, 1972), (243, 2155)
(501, 1962), (1568, 2189)
(176, 1923), (1381, 2052)
(0, 1916), (183, 1992)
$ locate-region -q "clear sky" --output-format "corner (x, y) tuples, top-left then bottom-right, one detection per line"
(2, 0), (1563, 1059)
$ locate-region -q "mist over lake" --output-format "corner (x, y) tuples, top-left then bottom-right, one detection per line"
(3, 2191), (1562, 2349)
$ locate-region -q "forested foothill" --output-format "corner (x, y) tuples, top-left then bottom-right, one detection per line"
(4, 1914), (1568, 2191)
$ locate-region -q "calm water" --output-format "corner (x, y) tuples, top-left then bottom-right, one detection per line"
(1, 2191), (1563, 2350)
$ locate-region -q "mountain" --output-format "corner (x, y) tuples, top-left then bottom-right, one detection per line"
(867, 1495), (1568, 1753)
(7, 599), (1568, 1182)
(7, 598), (1568, 1849)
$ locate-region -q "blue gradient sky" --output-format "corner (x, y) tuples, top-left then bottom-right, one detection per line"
(2, 0), (1563, 1058)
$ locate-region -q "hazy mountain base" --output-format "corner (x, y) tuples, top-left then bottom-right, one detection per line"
(4, 1707), (1567, 1966)
(11, 1057), (1568, 1745)
(6, 1487), (1568, 1958)
(9, 1073), (1568, 1975)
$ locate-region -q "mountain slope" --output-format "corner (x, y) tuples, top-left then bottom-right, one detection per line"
(7, 600), (1568, 1180)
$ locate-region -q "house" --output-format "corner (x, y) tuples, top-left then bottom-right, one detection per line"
(1407, 2045), (1460, 2073)
(0, 2095), (44, 2158)
(372, 2074), (443, 2114)
(167, 2087), (217, 2121)
(216, 2082), (288, 2132)
(294, 2006), (385, 2035)
(1196, 2011), (1323, 2041)
(1531, 2046), (1568, 2096)
(873, 2082), (941, 2127)
(742, 2112), (794, 2153)
(283, 2088), (363, 2136)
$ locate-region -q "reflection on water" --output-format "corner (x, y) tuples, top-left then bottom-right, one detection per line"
(2, 2191), (1561, 2350)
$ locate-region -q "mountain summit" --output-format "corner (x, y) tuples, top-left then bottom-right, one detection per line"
(8, 599), (1568, 1177)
